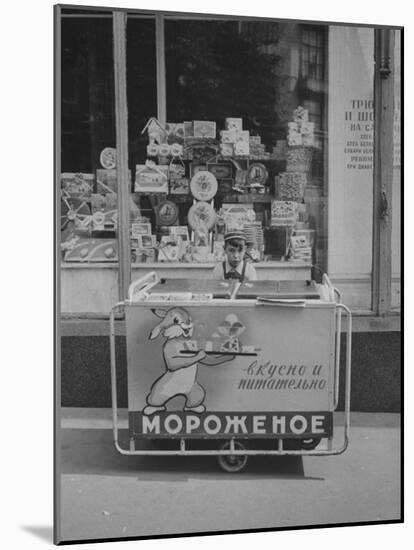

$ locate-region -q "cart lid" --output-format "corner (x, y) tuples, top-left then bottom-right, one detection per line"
(148, 278), (235, 299)
(235, 280), (321, 300)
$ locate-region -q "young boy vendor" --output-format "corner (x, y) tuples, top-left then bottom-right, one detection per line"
(213, 230), (258, 282)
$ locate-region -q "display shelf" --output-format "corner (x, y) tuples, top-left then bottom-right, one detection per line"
(61, 260), (311, 269)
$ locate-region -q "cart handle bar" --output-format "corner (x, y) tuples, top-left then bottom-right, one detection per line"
(127, 271), (158, 301)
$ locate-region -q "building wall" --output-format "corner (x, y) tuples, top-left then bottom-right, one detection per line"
(61, 331), (401, 412)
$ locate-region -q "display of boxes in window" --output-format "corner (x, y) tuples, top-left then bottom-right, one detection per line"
(191, 246), (214, 263)
(300, 122), (315, 136)
(169, 226), (190, 241)
(286, 147), (313, 172)
(207, 162), (233, 181)
(221, 203), (256, 231)
(225, 118), (243, 131)
(289, 233), (313, 262)
(235, 130), (249, 143)
(244, 222), (264, 259)
(220, 143), (234, 157)
(193, 121), (216, 139)
(278, 172), (308, 201)
(134, 163), (168, 193)
(287, 107), (316, 148)
(287, 131), (303, 147)
(133, 247), (157, 263)
(302, 134), (315, 147)
(168, 163), (189, 194)
(137, 234), (157, 249)
(169, 177), (190, 194)
(131, 222), (152, 237)
(234, 141), (250, 157)
(220, 130), (237, 143)
(270, 200), (299, 227)
(183, 138), (219, 162)
(158, 241), (181, 262)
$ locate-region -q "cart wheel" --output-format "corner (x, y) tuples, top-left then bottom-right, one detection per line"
(299, 437), (321, 450)
(218, 441), (248, 473)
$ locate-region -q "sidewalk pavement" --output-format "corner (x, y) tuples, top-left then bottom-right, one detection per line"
(56, 409), (401, 543)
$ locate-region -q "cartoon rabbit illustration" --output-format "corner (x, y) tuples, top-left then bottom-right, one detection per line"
(143, 307), (235, 416)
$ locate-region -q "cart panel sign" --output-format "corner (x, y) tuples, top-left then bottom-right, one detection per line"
(129, 411), (333, 439)
(125, 303), (336, 423)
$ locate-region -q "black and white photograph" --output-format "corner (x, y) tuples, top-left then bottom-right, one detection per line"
(3, 0), (408, 548)
(1, 0), (413, 550)
(54, 2), (403, 545)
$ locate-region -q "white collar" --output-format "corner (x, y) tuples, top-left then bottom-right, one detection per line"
(225, 258), (244, 274)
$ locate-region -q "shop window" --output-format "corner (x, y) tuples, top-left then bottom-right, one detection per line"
(60, 11), (119, 314)
(58, 8), (400, 317)
(128, 19), (328, 271)
(61, 14), (115, 172)
(60, 11), (158, 313)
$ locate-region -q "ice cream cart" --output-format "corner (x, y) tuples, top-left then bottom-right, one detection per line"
(110, 272), (352, 472)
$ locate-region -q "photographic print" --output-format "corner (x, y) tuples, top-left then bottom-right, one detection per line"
(55, 3), (402, 545)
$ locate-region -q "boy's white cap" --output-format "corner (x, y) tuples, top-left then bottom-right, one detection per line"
(224, 230), (247, 242)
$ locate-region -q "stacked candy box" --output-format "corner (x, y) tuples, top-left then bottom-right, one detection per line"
(249, 135), (270, 160)
(168, 163), (189, 194)
(225, 118), (243, 131)
(182, 137), (219, 162)
(277, 172), (308, 201)
(286, 106), (315, 148)
(135, 162), (169, 193)
(219, 120), (249, 158)
(244, 222), (264, 260)
(289, 233), (313, 262)
(193, 121), (216, 139)
(270, 200), (299, 227)
(286, 147), (313, 173)
(218, 119), (272, 160)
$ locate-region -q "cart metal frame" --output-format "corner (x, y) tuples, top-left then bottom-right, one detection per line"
(110, 272), (352, 464)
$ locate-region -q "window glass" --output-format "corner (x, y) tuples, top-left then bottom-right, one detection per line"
(60, 11), (158, 313)
(132, 19), (328, 272)
(60, 11), (119, 313)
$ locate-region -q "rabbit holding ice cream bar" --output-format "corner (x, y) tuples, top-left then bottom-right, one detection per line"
(143, 307), (235, 416)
